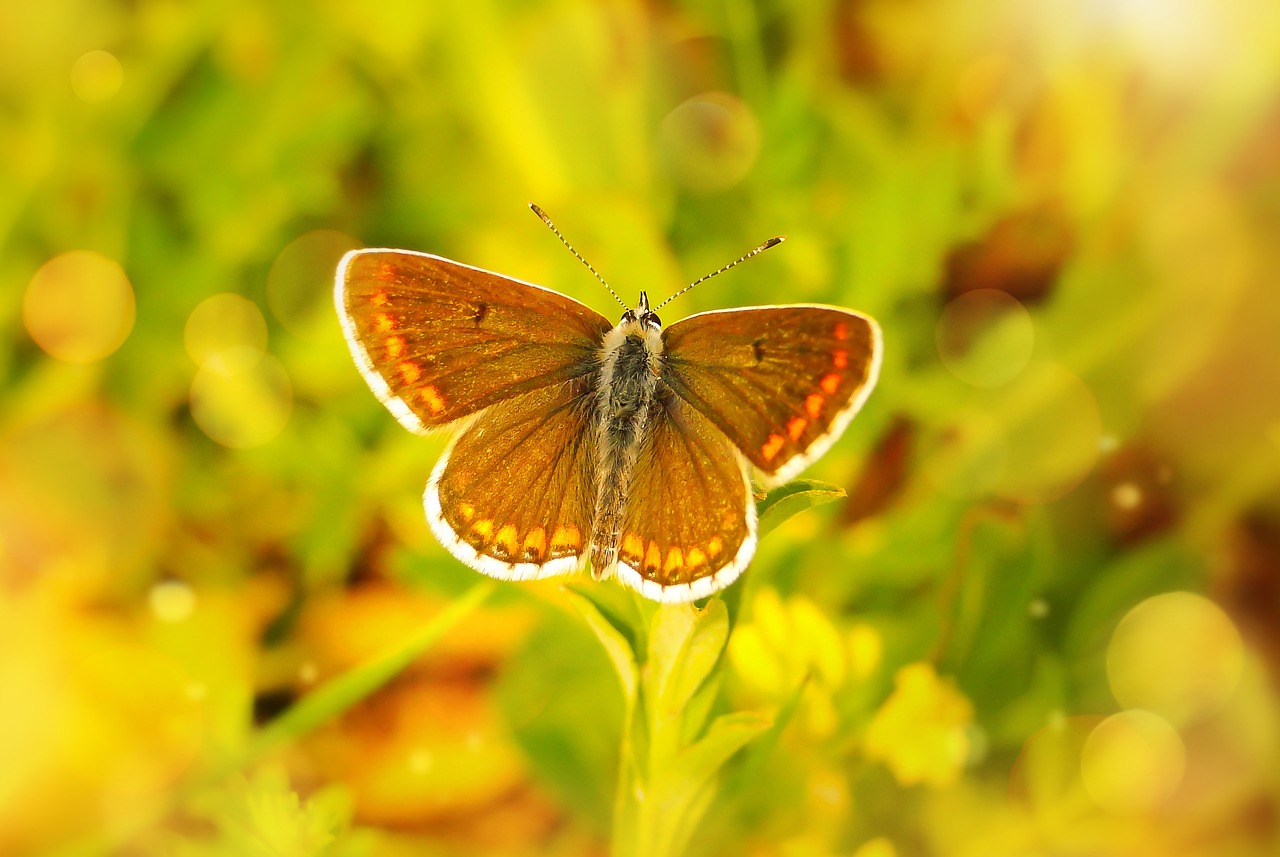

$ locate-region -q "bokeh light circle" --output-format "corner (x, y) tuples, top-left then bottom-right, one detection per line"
(23, 251), (135, 363)
(268, 229), (358, 342)
(189, 354), (292, 448)
(1107, 592), (1244, 727)
(183, 293), (268, 371)
(149, 580), (196, 623)
(1081, 710), (1185, 815)
(71, 50), (123, 103)
(0, 404), (167, 595)
(994, 362), (1102, 504)
(657, 92), (760, 193)
(920, 408), (1008, 499)
(936, 289), (1035, 387)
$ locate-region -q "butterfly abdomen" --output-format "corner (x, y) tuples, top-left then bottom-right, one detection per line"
(590, 322), (664, 577)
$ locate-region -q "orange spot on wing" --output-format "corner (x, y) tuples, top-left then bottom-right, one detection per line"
(805, 393), (824, 419)
(622, 532), (645, 563)
(663, 547), (684, 576)
(707, 537), (723, 558)
(787, 416), (807, 441)
(458, 502), (475, 522)
(523, 527), (546, 560)
(834, 321), (849, 340)
(399, 361), (421, 384)
(420, 385), (445, 415)
(376, 262), (397, 282)
(371, 289), (389, 306)
(494, 525), (518, 557)
(686, 548), (707, 570)
(550, 525), (581, 556)
(833, 349), (848, 368)
(762, 433), (786, 462)
(373, 312), (394, 332)
(644, 541), (662, 572)
(472, 519), (494, 541)
(820, 373), (841, 395)
(385, 335), (405, 359)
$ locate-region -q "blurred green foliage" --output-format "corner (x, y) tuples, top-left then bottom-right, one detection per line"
(3, 1), (1280, 856)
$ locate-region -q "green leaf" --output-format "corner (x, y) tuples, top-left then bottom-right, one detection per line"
(566, 587), (640, 701)
(756, 479), (847, 540)
(658, 711), (773, 857)
(564, 579), (650, 663)
(645, 600), (729, 719)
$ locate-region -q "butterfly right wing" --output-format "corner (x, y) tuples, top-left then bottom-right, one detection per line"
(662, 306), (882, 486)
(612, 390), (756, 603)
(336, 249), (612, 433)
(424, 377), (598, 580)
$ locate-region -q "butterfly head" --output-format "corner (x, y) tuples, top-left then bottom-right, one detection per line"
(619, 291), (662, 332)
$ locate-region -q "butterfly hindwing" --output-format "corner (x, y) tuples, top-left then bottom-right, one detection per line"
(613, 391), (756, 602)
(425, 377), (598, 579)
(336, 249), (612, 432)
(661, 306), (882, 486)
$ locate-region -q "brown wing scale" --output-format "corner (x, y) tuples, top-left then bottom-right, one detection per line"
(337, 249), (611, 432)
(424, 378), (598, 579)
(613, 390), (756, 602)
(661, 306), (882, 485)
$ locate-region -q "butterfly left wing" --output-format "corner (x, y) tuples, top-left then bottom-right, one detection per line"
(661, 306), (882, 486)
(613, 391), (756, 602)
(337, 248), (611, 433)
(425, 377), (598, 580)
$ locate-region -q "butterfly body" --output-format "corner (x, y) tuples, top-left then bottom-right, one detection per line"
(591, 291), (665, 577)
(337, 245), (882, 603)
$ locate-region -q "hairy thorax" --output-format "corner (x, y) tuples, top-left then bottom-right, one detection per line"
(590, 319), (664, 575)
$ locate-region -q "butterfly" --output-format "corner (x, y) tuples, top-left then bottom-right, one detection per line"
(335, 206), (882, 602)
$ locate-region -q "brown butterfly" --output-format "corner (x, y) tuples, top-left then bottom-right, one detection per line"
(335, 206), (882, 602)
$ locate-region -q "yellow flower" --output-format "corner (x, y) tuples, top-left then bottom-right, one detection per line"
(729, 590), (886, 738)
(865, 663), (973, 787)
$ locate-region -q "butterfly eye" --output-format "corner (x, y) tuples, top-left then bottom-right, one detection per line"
(642, 311), (662, 330)
(620, 310), (637, 324)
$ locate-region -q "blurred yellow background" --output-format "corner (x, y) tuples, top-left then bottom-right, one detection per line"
(2, 0), (1280, 855)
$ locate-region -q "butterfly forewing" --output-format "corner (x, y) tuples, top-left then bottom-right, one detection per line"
(662, 306), (882, 485)
(337, 249), (611, 432)
(425, 378), (598, 579)
(614, 392), (756, 602)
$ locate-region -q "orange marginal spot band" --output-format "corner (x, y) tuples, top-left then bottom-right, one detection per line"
(550, 525), (581, 556)
(832, 349), (848, 369)
(398, 361), (422, 384)
(707, 536), (723, 558)
(371, 289), (389, 306)
(686, 548), (707, 570)
(622, 532), (645, 563)
(495, 525), (518, 557)
(523, 527), (546, 560)
(762, 433), (786, 462)
(805, 393), (824, 420)
(420, 385), (445, 415)
(373, 312), (394, 332)
(385, 335), (405, 359)
(472, 519), (494, 541)
(787, 416), (807, 441)
(458, 502), (475, 522)
(820, 373), (841, 395)
(644, 541), (662, 572)
(834, 321), (849, 340)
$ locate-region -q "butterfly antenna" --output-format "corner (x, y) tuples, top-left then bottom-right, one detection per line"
(529, 203), (628, 311)
(653, 235), (785, 312)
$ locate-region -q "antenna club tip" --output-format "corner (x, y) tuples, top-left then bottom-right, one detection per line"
(767, 236), (785, 247)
